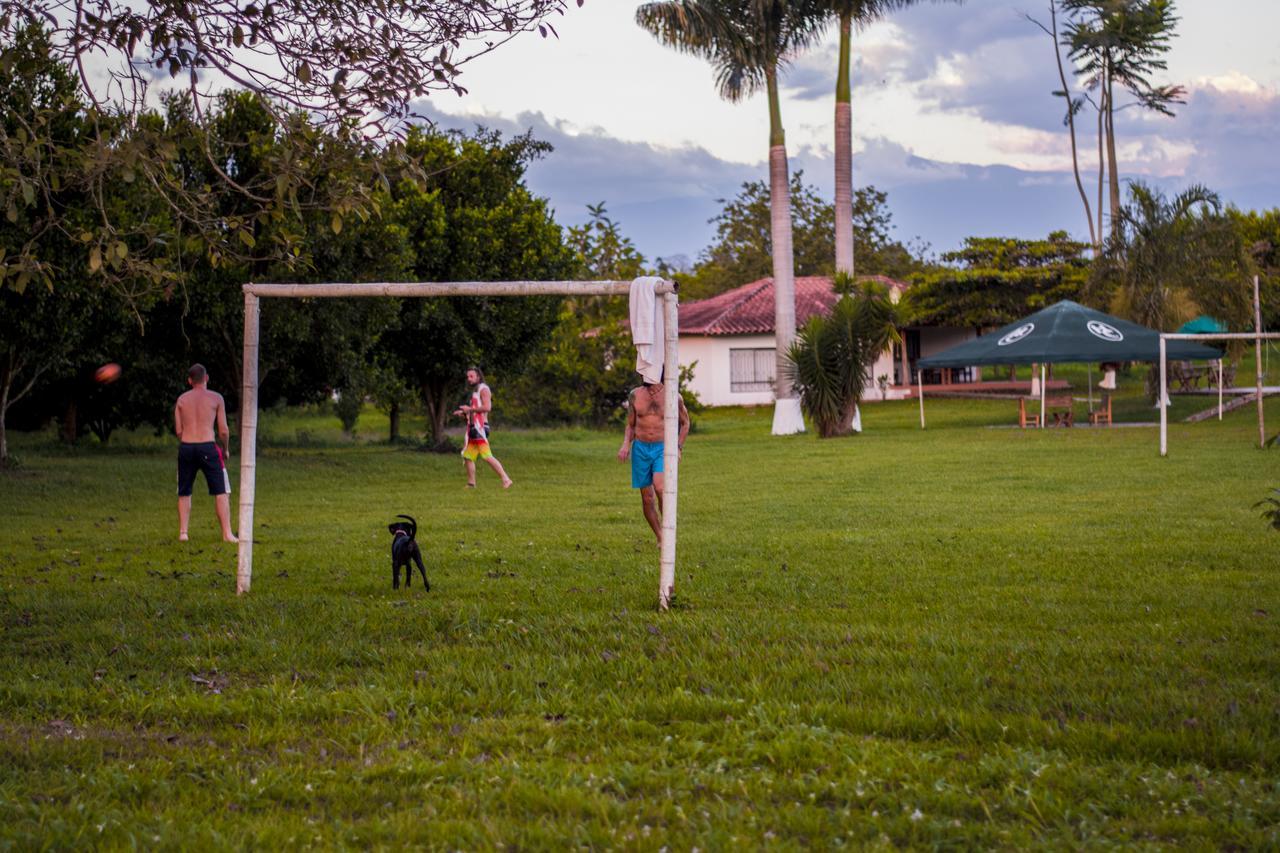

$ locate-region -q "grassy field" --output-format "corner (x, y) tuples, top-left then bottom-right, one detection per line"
(2, 390), (1278, 848)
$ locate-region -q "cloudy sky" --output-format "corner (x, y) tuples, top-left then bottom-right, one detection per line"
(417, 0), (1280, 264)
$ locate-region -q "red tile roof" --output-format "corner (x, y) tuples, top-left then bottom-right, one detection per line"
(680, 275), (907, 336)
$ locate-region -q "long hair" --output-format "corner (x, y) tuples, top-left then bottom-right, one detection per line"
(467, 366), (485, 384)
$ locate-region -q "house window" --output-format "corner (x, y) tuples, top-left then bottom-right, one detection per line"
(730, 348), (775, 393)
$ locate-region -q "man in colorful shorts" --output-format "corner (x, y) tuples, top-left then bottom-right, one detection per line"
(174, 363), (237, 542)
(617, 377), (689, 546)
(453, 366), (513, 489)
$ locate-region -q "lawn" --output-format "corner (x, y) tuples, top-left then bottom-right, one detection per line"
(1, 394), (1278, 849)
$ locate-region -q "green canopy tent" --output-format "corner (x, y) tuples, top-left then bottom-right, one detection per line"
(915, 300), (1222, 428)
(1178, 315), (1228, 335)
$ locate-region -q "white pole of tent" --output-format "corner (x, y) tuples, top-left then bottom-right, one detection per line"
(1088, 364), (1094, 412)
(918, 375), (925, 429)
(1218, 359), (1223, 421)
(1256, 274), (1266, 450)
(1159, 336), (1168, 457)
(659, 290), (680, 611)
(1039, 363), (1047, 430)
(236, 291), (260, 595)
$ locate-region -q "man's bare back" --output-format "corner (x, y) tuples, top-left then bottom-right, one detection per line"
(175, 387), (228, 447)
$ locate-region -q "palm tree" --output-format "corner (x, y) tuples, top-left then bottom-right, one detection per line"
(821, 0), (940, 431)
(637, 0), (828, 435)
(823, 1), (928, 277)
(782, 276), (899, 437)
(1094, 181), (1252, 399)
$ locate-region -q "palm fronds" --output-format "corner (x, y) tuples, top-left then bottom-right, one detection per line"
(782, 278), (899, 437)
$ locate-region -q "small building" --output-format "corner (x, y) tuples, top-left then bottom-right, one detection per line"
(678, 275), (980, 407)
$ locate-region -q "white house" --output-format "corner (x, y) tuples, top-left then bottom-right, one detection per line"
(678, 275), (981, 407)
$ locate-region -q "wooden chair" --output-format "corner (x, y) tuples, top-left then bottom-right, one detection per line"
(1018, 396), (1039, 428)
(1088, 394), (1112, 426)
(1045, 395), (1074, 427)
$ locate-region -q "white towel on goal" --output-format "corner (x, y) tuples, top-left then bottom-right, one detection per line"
(630, 276), (665, 384)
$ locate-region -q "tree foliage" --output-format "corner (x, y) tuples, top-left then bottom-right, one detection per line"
(902, 232), (1091, 328)
(1060, 0), (1183, 240)
(0, 0), (575, 294)
(1227, 207), (1280, 329)
(1091, 182), (1253, 333)
(680, 172), (919, 299)
(378, 128), (574, 446)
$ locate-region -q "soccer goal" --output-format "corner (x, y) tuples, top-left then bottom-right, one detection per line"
(236, 280), (683, 609)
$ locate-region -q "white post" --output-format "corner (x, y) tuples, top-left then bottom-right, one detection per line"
(237, 291), (260, 594)
(1218, 359), (1223, 421)
(918, 376), (925, 429)
(1039, 363), (1047, 429)
(659, 290), (680, 610)
(1087, 363), (1094, 412)
(1159, 336), (1168, 457)
(1256, 275), (1266, 449)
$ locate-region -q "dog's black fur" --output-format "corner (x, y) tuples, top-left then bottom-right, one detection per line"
(387, 514), (429, 590)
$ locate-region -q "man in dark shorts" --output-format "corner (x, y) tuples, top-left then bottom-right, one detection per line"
(174, 364), (237, 542)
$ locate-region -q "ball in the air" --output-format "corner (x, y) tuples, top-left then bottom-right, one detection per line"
(94, 363), (122, 384)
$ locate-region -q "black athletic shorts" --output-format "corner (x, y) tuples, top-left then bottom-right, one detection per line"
(177, 442), (230, 497)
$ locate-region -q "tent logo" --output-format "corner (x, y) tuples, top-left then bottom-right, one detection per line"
(998, 323), (1035, 346)
(1087, 321), (1124, 342)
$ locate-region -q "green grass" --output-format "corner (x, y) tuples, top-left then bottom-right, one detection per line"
(2, 395), (1279, 849)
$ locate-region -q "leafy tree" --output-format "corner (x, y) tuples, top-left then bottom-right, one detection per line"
(378, 128), (574, 446)
(567, 202), (649, 280)
(638, 0), (828, 433)
(1092, 183), (1252, 333)
(782, 276), (899, 437)
(898, 232), (1091, 329)
(0, 1), (574, 290)
(1061, 0), (1184, 242)
(0, 277), (97, 463)
(1227, 207), (1280, 329)
(681, 173), (917, 300)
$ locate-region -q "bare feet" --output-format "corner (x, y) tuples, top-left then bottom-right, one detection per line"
(179, 532), (189, 542)
(465, 482), (476, 488)
(502, 478), (514, 489)
(224, 534), (238, 543)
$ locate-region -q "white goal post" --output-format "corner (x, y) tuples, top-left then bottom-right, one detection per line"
(236, 280), (682, 610)
(1158, 331), (1279, 456)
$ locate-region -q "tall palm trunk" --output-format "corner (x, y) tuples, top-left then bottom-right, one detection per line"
(1104, 61), (1122, 242)
(833, 10), (854, 276)
(833, 10), (862, 432)
(766, 65), (803, 435)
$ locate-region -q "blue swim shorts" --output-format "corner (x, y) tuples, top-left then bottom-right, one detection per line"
(630, 440), (664, 489)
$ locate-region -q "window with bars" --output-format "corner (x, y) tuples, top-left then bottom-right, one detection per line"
(730, 348), (776, 393)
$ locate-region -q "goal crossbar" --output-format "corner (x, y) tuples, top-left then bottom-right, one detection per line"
(237, 280), (682, 609)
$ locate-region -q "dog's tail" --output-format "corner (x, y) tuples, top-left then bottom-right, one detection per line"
(396, 514), (417, 539)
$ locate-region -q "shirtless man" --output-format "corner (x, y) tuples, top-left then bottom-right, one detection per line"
(617, 377), (690, 546)
(174, 363), (237, 542)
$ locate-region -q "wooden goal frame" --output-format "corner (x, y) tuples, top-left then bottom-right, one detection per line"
(236, 280), (682, 609)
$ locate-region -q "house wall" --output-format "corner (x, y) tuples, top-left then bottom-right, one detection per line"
(679, 334), (778, 407)
(679, 326), (981, 408)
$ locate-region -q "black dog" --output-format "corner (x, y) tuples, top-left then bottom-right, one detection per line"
(387, 514), (429, 591)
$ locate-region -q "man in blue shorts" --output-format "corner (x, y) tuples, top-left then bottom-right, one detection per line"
(174, 364), (237, 542)
(617, 378), (689, 547)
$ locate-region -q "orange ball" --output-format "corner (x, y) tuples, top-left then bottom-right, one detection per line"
(94, 363), (122, 384)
